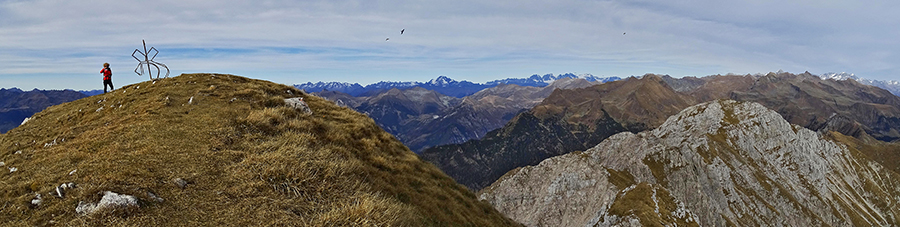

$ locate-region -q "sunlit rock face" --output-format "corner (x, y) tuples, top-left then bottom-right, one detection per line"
(481, 100), (900, 227)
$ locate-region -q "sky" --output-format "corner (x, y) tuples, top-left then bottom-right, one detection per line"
(1, 0), (898, 90)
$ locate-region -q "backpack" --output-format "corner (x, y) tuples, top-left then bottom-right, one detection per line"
(102, 68), (112, 80)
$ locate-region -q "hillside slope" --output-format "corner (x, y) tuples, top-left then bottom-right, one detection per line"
(0, 74), (519, 226)
(480, 100), (900, 226)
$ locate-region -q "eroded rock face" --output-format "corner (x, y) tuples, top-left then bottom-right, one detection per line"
(480, 100), (900, 227)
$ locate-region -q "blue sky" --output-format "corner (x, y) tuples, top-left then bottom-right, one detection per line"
(1, 0), (898, 90)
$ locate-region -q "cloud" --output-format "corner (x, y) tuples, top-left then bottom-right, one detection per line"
(0, 0), (898, 90)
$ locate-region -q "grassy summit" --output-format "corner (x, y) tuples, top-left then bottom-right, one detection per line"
(0, 73), (519, 226)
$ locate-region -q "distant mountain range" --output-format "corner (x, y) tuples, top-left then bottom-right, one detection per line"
(77, 89), (105, 96)
(296, 73), (621, 98)
(820, 72), (900, 96)
(314, 77), (605, 152)
(0, 88), (86, 133)
(421, 75), (694, 190)
(423, 71), (900, 191)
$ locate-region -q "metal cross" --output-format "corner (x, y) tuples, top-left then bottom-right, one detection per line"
(132, 40), (170, 80)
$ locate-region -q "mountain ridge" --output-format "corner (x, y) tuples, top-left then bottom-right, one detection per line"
(422, 74), (693, 190)
(480, 100), (900, 226)
(424, 71), (900, 191)
(315, 77), (604, 152)
(820, 72), (900, 96)
(296, 73), (620, 98)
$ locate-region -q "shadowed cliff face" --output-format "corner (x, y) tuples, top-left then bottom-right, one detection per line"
(480, 100), (900, 227)
(421, 75), (696, 191)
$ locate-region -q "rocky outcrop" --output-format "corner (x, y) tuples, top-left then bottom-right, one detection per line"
(480, 100), (900, 226)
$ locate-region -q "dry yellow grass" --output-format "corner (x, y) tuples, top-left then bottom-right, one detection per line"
(0, 73), (520, 226)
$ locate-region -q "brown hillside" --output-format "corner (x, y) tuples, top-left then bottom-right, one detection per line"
(675, 71), (900, 142)
(0, 74), (519, 226)
(534, 74), (696, 131)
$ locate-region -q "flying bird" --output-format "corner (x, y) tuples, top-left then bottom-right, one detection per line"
(386, 37), (390, 41)
(401, 29), (405, 35)
(623, 32), (626, 35)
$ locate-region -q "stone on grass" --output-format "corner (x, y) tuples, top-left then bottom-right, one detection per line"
(284, 97), (312, 115)
(173, 178), (188, 189)
(31, 194), (42, 207)
(75, 191), (139, 215)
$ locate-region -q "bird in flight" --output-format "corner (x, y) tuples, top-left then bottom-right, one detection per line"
(623, 32), (626, 35)
(401, 29), (405, 35)
(386, 37), (390, 41)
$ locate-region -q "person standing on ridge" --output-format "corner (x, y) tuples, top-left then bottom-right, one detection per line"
(100, 63), (113, 93)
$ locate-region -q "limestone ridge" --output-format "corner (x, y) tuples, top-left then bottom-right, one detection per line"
(480, 100), (900, 226)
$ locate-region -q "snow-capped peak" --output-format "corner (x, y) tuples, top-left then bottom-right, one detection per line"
(820, 72), (859, 81)
(818, 72), (900, 96)
(427, 75), (457, 87)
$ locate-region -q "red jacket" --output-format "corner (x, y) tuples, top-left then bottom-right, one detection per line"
(101, 67), (112, 80)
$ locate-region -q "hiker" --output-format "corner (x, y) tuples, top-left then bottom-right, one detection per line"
(100, 63), (113, 93)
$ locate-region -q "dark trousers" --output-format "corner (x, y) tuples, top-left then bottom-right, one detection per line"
(103, 79), (114, 93)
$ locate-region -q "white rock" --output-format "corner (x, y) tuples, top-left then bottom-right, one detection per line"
(20, 117), (31, 126)
(284, 97), (312, 115)
(69, 169), (77, 175)
(31, 194), (42, 207)
(76, 191), (139, 215)
(44, 139), (57, 148)
(55, 185), (65, 198)
(8, 167), (16, 173)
